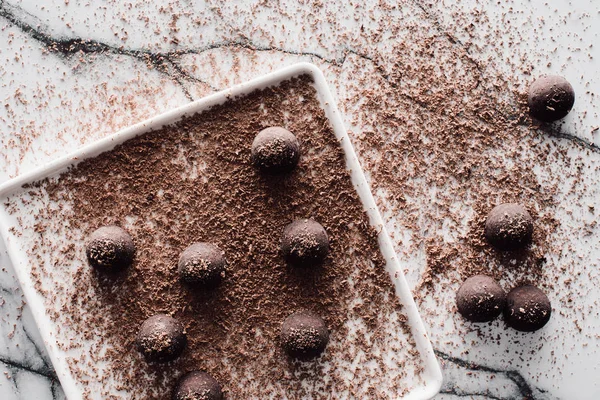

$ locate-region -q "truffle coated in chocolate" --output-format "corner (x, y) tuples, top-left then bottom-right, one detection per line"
(484, 203), (533, 251)
(85, 225), (135, 271)
(174, 371), (223, 400)
(251, 127), (300, 174)
(505, 285), (551, 332)
(136, 314), (186, 363)
(456, 275), (506, 322)
(281, 219), (329, 268)
(528, 75), (575, 122)
(178, 242), (226, 288)
(281, 311), (329, 360)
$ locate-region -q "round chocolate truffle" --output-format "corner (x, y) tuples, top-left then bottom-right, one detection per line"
(178, 242), (225, 288)
(281, 311), (329, 360)
(85, 226), (135, 271)
(456, 275), (506, 322)
(174, 371), (223, 400)
(136, 314), (186, 363)
(484, 203), (533, 251)
(251, 127), (300, 174)
(528, 75), (575, 122)
(505, 285), (551, 332)
(281, 219), (329, 268)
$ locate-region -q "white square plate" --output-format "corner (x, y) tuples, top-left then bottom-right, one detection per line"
(0, 63), (442, 399)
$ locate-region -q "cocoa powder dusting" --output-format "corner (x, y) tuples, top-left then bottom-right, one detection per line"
(331, 19), (597, 376)
(11, 76), (423, 398)
(339, 45), (564, 293)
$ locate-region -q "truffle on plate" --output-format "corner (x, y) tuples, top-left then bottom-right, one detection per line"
(505, 285), (551, 332)
(174, 371), (223, 400)
(281, 311), (329, 360)
(456, 275), (506, 322)
(484, 203), (533, 251)
(281, 219), (329, 268)
(251, 127), (300, 174)
(178, 242), (226, 288)
(528, 75), (575, 122)
(85, 225), (135, 271)
(136, 314), (186, 363)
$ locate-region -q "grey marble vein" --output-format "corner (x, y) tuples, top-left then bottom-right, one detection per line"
(4, 0), (596, 161)
(0, 0), (378, 99)
(435, 350), (560, 400)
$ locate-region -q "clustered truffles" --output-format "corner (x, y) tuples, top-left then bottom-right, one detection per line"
(456, 202), (552, 332)
(456, 274), (551, 332)
(79, 73), (577, 394)
(85, 126), (332, 396)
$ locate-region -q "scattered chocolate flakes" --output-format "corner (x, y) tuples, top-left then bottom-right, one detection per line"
(8, 76), (422, 399)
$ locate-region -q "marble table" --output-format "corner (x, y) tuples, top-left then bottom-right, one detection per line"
(1, 0), (598, 399)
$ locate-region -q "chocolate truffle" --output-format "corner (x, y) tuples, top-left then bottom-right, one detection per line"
(178, 242), (225, 288)
(174, 371), (223, 400)
(484, 203), (533, 251)
(505, 285), (551, 332)
(456, 275), (506, 322)
(251, 126), (300, 174)
(85, 225), (135, 271)
(528, 75), (575, 122)
(281, 219), (329, 268)
(136, 314), (186, 363)
(281, 311), (329, 360)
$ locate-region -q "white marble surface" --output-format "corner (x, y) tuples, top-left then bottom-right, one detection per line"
(0, 0), (599, 399)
